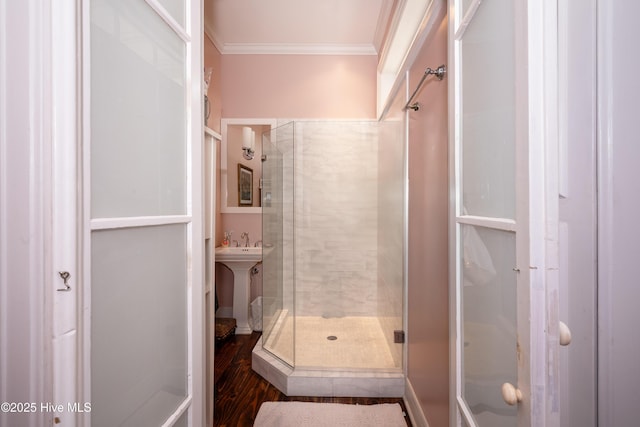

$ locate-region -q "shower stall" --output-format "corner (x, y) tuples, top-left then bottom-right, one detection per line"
(253, 118), (406, 397)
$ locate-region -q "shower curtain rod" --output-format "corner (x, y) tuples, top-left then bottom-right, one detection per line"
(404, 64), (447, 111)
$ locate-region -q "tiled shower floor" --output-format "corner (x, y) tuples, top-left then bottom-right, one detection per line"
(263, 315), (397, 370)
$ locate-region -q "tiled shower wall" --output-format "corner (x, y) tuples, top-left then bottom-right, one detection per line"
(294, 122), (380, 317)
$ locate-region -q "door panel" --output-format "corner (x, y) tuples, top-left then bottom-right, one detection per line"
(85, 0), (203, 425)
(451, 0), (559, 425)
(91, 225), (188, 426)
(460, 0), (515, 219)
(91, 0), (187, 218)
(454, 1), (519, 425)
(462, 225), (517, 426)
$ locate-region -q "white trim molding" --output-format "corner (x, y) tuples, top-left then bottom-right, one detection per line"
(219, 42), (377, 56)
(404, 379), (431, 427)
(0, 0), (53, 425)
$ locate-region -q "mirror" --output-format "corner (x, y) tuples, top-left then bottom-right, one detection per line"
(221, 118), (277, 213)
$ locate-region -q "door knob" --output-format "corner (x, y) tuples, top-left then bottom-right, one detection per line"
(559, 321), (572, 346)
(501, 382), (523, 406)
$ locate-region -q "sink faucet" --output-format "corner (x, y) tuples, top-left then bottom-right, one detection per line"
(240, 232), (250, 247)
(254, 240), (263, 247)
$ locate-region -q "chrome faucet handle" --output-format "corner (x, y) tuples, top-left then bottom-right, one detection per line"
(232, 240), (239, 247)
(254, 240), (263, 247)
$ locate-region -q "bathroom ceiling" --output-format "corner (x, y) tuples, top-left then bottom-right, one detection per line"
(204, 0), (396, 55)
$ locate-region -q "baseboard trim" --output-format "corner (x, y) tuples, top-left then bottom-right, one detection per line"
(404, 378), (430, 427)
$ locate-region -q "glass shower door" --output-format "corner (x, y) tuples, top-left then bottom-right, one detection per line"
(261, 122), (295, 365)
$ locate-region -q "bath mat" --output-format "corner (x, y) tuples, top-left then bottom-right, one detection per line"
(253, 401), (407, 427)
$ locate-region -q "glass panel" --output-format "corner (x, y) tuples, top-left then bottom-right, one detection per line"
(261, 120), (405, 372)
(261, 122), (295, 366)
(461, 0), (515, 219)
(91, 225), (187, 427)
(91, 0), (186, 218)
(461, 225), (517, 426)
(378, 88), (407, 370)
(157, 0), (185, 27)
(293, 121), (402, 370)
(173, 410), (188, 427)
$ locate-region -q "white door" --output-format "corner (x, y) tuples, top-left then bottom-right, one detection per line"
(79, 0), (204, 425)
(449, 0), (559, 426)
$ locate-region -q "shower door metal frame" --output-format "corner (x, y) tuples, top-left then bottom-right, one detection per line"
(260, 121), (295, 368)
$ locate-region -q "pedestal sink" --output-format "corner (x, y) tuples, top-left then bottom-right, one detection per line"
(215, 246), (262, 334)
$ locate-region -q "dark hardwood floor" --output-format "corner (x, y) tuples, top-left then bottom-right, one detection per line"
(214, 331), (412, 427)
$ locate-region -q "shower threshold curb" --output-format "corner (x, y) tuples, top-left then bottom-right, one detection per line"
(252, 338), (405, 398)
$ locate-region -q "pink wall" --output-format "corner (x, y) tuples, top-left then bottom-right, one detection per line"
(213, 53), (378, 312)
(407, 14), (450, 427)
(221, 54), (378, 118)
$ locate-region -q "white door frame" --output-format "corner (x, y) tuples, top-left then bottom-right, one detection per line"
(1, 1), (54, 425)
(522, 2), (561, 425)
(51, 0), (81, 425)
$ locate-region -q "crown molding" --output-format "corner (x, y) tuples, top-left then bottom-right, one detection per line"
(204, 21), (224, 53)
(219, 42), (377, 56)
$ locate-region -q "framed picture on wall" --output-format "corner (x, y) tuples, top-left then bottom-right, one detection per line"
(238, 164), (253, 206)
